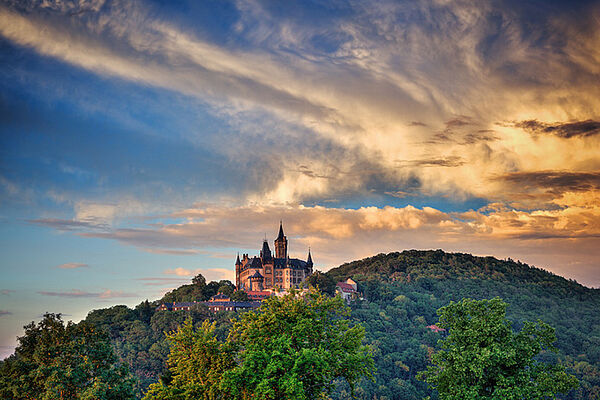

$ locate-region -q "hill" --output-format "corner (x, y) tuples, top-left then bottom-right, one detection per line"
(81, 250), (600, 399)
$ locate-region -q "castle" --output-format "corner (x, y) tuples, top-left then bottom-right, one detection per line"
(235, 222), (313, 291)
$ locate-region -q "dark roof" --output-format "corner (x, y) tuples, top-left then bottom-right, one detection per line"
(276, 221), (285, 240)
(212, 293), (229, 300)
(261, 240), (272, 259)
(288, 258), (308, 269)
(250, 271), (264, 279)
(246, 257), (263, 268)
(203, 301), (260, 308)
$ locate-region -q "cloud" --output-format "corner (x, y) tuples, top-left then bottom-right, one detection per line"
(1, 290), (15, 296)
(38, 289), (138, 298)
(495, 171), (600, 194)
(0, 310), (12, 317)
(515, 119), (600, 138)
(163, 267), (234, 282)
(28, 218), (109, 231)
(1, 0), (600, 208)
(396, 156), (465, 168)
(56, 263), (89, 269)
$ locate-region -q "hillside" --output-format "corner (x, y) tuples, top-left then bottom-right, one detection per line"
(81, 250), (599, 399)
(326, 250), (600, 399)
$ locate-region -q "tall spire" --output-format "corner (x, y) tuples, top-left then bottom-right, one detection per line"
(236, 253), (241, 265)
(274, 220), (288, 259)
(307, 248), (313, 265)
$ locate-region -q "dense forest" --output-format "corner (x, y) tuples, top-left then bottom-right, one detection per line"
(5, 250), (599, 399)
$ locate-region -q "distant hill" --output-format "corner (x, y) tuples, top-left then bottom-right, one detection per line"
(325, 250), (600, 399)
(79, 250), (599, 399)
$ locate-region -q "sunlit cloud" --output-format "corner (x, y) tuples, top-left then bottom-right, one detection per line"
(56, 263), (89, 269)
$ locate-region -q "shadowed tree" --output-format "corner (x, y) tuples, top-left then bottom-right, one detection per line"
(0, 313), (135, 399)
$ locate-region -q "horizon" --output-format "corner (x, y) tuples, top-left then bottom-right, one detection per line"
(1, 0), (599, 359)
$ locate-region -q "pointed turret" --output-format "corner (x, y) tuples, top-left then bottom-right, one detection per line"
(274, 221), (288, 259)
(307, 248), (313, 266)
(260, 240), (272, 260)
(235, 253), (241, 265)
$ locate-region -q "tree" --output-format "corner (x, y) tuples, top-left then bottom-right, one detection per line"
(221, 288), (373, 399)
(230, 290), (249, 302)
(303, 271), (336, 296)
(218, 281), (235, 297)
(419, 298), (578, 400)
(0, 313), (135, 399)
(143, 319), (235, 400)
(145, 288), (372, 400)
(192, 273), (207, 287)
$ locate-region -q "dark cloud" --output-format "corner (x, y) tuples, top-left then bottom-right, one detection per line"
(515, 119), (600, 138)
(496, 171), (600, 192)
(408, 121), (427, 127)
(396, 156), (465, 168)
(445, 115), (474, 129)
(461, 130), (499, 145)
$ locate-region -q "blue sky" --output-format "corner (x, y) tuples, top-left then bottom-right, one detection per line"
(1, 0), (599, 358)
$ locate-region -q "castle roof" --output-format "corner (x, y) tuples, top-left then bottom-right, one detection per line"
(250, 271), (264, 279)
(276, 221), (285, 240)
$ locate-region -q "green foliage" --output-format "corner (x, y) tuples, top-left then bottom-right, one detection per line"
(303, 270), (337, 296)
(326, 250), (599, 400)
(229, 290), (249, 301)
(144, 289), (373, 400)
(419, 298), (578, 399)
(0, 313), (135, 399)
(143, 319), (235, 400)
(222, 288), (373, 400)
(27, 250), (598, 399)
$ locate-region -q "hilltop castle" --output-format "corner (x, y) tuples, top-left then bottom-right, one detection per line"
(235, 222), (313, 291)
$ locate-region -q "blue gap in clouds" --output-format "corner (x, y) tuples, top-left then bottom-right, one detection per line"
(0, 40), (251, 210)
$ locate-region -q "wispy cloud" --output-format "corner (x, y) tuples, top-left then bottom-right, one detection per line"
(0, 310), (12, 317)
(37, 289), (138, 298)
(0, 290), (15, 296)
(56, 263), (89, 269)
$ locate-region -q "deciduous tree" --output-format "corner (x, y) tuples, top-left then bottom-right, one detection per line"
(419, 297), (578, 399)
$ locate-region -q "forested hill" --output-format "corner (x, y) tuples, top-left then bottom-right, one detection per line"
(328, 249), (594, 297)
(53, 250), (599, 399)
(324, 250), (600, 399)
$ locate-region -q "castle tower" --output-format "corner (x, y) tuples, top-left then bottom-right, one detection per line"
(235, 253), (242, 289)
(306, 248), (313, 275)
(249, 271), (264, 291)
(274, 221), (288, 259)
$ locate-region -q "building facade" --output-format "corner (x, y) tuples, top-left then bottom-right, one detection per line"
(236, 222), (313, 291)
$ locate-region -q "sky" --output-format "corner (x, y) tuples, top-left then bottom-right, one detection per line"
(1, 0), (599, 358)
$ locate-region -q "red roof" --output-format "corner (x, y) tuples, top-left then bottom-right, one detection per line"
(246, 291), (272, 300)
(426, 324), (446, 333)
(336, 282), (356, 293)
